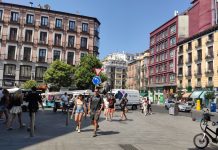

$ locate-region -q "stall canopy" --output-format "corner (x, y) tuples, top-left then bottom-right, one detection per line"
(182, 92), (192, 98)
(190, 91), (203, 99)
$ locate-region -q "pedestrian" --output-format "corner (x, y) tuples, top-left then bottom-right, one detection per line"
(103, 94), (109, 120)
(61, 92), (69, 113)
(0, 89), (9, 124)
(147, 97), (152, 115)
(26, 86), (44, 137)
(72, 94), (87, 133)
(88, 89), (103, 137)
(108, 95), (116, 121)
(7, 89), (25, 130)
(120, 94), (128, 120)
(142, 97), (148, 116)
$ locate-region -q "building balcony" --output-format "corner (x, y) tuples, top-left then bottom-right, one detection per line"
(186, 47), (192, 52)
(195, 82), (202, 87)
(9, 18), (21, 25)
(177, 73), (183, 78)
(4, 54), (17, 61)
(206, 39), (214, 45)
(205, 70), (214, 76)
(194, 57), (202, 63)
(38, 40), (47, 45)
(67, 28), (77, 33)
(40, 23), (50, 29)
(185, 73), (192, 78)
(194, 71), (202, 77)
(195, 43), (202, 50)
(206, 81), (214, 87)
(66, 43), (76, 49)
(53, 41), (62, 47)
(19, 76), (31, 81)
(185, 60), (192, 65)
(205, 55), (214, 60)
(20, 55), (31, 62)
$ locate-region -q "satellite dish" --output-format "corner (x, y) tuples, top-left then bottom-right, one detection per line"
(44, 4), (51, 10)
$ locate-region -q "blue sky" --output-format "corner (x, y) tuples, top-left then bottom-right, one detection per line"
(5, 0), (191, 59)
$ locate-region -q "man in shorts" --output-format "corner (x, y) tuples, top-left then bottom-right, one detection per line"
(88, 89), (103, 137)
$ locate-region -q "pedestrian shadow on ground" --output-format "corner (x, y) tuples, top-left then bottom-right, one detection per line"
(188, 144), (218, 150)
(97, 131), (120, 136)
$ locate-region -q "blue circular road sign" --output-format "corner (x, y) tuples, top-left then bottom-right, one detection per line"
(92, 76), (101, 85)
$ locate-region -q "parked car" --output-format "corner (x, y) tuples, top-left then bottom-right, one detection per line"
(178, 103), (192, 112)
(164, 99), (175, 110)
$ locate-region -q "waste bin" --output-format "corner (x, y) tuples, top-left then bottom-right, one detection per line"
(210, 102), (216, 112)
(169, 103), (179, 116)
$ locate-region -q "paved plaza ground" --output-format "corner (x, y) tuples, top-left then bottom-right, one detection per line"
(0, 106), (218, 150)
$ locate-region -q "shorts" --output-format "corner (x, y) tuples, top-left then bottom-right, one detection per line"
(108, 108), (114, 113)
(90, 112), (100, 121)
(75, 107), (84, 114)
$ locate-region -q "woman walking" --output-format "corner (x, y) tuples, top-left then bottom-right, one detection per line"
(108, 95), (116, 121)
(120, 95), (128, 120)
(73, 94), (87, 133)
(103, 94), (109, 120)
(0, 89), (10, 124)
(7, 90), (25, 130)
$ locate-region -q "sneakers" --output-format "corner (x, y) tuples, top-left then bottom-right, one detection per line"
(76, 126), (78, 131)
(78, 129), (80, 133)
(93, 132), (97, 137)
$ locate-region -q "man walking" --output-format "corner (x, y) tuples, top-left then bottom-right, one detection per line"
(26, 86), (44, 137)
(88, 89), (103, 137)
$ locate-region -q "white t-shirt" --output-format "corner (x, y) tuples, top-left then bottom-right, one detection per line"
(103, 97), (109, 109)
(61, 95), (69, 104)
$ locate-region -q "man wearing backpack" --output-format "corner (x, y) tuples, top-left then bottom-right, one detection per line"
(88, 89), (103, 137)
(26, 86), (44, 137)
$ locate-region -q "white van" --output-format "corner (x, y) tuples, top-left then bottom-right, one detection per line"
(109, 89), (140, 110)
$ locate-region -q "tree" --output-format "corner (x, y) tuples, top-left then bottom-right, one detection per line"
(22, 80), (37, 89)
(43, 60), (74, 88)
(74, 54), (107, 90)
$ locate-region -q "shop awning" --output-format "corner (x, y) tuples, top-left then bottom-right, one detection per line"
(182, 93), (192, 98)
(140, 92), (148, 97)
(190, 91), (203, 99)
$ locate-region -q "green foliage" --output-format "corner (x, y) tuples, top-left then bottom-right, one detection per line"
(204, 91), (215, 100)
(22, 80), (37, 89)
(43, 60), (74, 87)
(74, 55), (107, 90)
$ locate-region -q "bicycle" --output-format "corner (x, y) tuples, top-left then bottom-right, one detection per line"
(193, 110), (218, 149)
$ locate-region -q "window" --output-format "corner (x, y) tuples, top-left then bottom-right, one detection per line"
(188, 53), (192, 63)
(170, 24), (176, 34)
(68, 36), (75, 47)
(55, 18), (62, 28)
(9, 28), (17, 41)
(170, 49), (174, 57)
(41, 16), (48, 26)
(94, 37), (99, 47)
(26, 14), (34, 24)
(170, 37), (176, 46)
(69, 21), (75, 31)
(38, 49), (46, 62)
(178, 68), (183, 75)
(4, 64), (16, 76)
(170, 74), (175, 82)
(179, 45), (183, 53)
(188, 79), (191, 86)
(80, 52), (86, 59)
(35, 67), (47, 81)
(188, 42), (192, 50)
(0, 10), (3, 20)
(208, 46), (213, 57)
(25, 30), (33, 42)
(53, 50), (61, 61)
(11, 11), (19, 22)
(54, 34), (62, 46)
(188, 66), (191, 76)
(197, 64), (201, 75)
(20, 65), (32, 79)
(208, 77), (213, 82)
(208, 34), (214, 41)
(81, 37), (87, 48)
(39, 32), (47, 44)
(170, 61), (174, 69)
(197, 50), (202, 60)
(23, 47), (31, 61)
(178, 56), (183, 65)
(82, 23), (88, 32)
(208, 61), (213, 71)
(197, 38), (202, 47)
(7, 45), (16, 60)
(67, 51), (74, 65)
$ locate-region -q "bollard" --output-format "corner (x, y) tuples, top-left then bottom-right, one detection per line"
(196, 100), (201, 111)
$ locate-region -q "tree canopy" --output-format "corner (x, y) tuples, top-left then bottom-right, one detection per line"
(22, 80), (37, 89)
(74, 55), (107, 90)
(43, 60), (74, 88)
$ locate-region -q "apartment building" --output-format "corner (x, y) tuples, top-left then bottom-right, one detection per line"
(148, 15), (189, 103)
(102, 52), (135, 89)
(127, 51), (149, 94)
(177, 25), (218, 92)
(0, 2), (100, 87)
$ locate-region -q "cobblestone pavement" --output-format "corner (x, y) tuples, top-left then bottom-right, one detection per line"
(0, 108), (218, 150)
